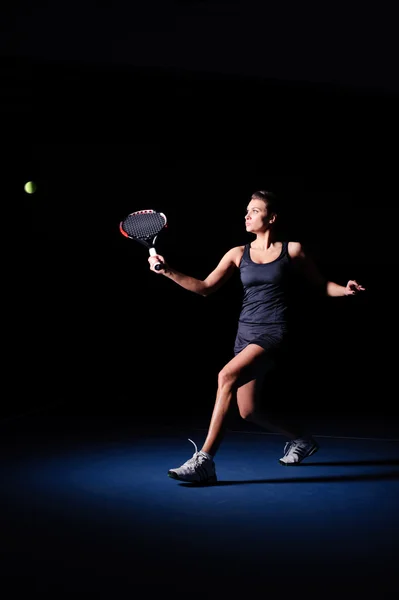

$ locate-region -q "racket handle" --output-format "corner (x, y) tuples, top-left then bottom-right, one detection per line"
(149, 247), (164, 271)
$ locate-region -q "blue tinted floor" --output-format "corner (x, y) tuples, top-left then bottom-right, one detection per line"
(0, 411), (398, 598)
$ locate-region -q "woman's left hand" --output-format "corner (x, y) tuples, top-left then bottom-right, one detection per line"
(345, 280), (366, 295)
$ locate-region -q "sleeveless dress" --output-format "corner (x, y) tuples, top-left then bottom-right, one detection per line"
(233, 241), (291, 356)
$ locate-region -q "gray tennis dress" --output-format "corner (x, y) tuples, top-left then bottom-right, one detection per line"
(233, 241), (291, 356)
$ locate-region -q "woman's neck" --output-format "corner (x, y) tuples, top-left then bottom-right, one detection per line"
(252, 231), (277, 250)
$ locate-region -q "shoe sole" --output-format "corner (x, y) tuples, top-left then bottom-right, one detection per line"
(168, 471), (217, 485)
(279, 444), (319, 466)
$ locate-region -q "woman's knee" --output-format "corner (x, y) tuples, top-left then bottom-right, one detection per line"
(218, 368), (238, 389)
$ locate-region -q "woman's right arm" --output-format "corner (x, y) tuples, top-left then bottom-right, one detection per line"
(148, 247), (240, 297)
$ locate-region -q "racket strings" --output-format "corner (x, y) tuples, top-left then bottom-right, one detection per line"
(122, 213), (165, 239)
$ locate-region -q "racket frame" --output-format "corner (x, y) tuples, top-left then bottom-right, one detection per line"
(119, 209), (167, 270)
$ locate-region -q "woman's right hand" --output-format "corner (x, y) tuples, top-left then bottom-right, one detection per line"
(148, 254), (167, 273)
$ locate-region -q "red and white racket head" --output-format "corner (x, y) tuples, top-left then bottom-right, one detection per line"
(119, 209), (167, 242)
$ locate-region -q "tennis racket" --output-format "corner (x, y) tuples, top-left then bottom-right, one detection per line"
(119, 209), (167, 271)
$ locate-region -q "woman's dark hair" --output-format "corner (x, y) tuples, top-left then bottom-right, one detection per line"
(250, 190), (279, 215)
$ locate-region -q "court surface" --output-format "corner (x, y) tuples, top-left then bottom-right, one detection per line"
(1, 406), (398, 598)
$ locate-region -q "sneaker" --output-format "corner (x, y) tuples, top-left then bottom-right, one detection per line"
(279, 436), (319, 466)
(168, 439), (217, 484)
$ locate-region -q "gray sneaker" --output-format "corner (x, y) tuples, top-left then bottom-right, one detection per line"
(168, 439), (217, 484)
(279, 436), (319, 466)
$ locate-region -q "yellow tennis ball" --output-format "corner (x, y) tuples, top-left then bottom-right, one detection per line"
(24, 181), (37, 194)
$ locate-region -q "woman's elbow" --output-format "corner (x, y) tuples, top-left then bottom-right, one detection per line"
(200, 282), (212, 297)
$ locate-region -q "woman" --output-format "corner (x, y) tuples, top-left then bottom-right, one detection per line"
(148, 190), (365, 483)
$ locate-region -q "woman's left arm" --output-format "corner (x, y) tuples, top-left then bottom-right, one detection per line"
(288, 241), (366, 297)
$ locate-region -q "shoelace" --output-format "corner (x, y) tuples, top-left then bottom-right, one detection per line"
(188, 438), (198, 454)
(284, 438), (312, 459)
(187, 439), (208, 466)
(283, 439), (307, 456)
(283, 440), (294, 456)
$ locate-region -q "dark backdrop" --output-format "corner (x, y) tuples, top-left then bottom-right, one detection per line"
(3, 56), (397, 423)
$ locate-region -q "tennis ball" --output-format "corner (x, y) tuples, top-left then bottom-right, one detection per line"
(24, 181), (37, 194)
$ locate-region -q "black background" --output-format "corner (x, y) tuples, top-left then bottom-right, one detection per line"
(2, 3), (398, 424)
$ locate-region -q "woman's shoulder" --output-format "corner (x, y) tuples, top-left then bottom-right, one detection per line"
(225, 245), (246, 268)
(287, 241), (304, 258)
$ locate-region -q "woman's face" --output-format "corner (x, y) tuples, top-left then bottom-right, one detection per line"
(245, 199), (272, 233)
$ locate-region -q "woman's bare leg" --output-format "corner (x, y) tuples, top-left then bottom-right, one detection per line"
(201, 344), (267, 457)
(237, 377), (302, 439)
